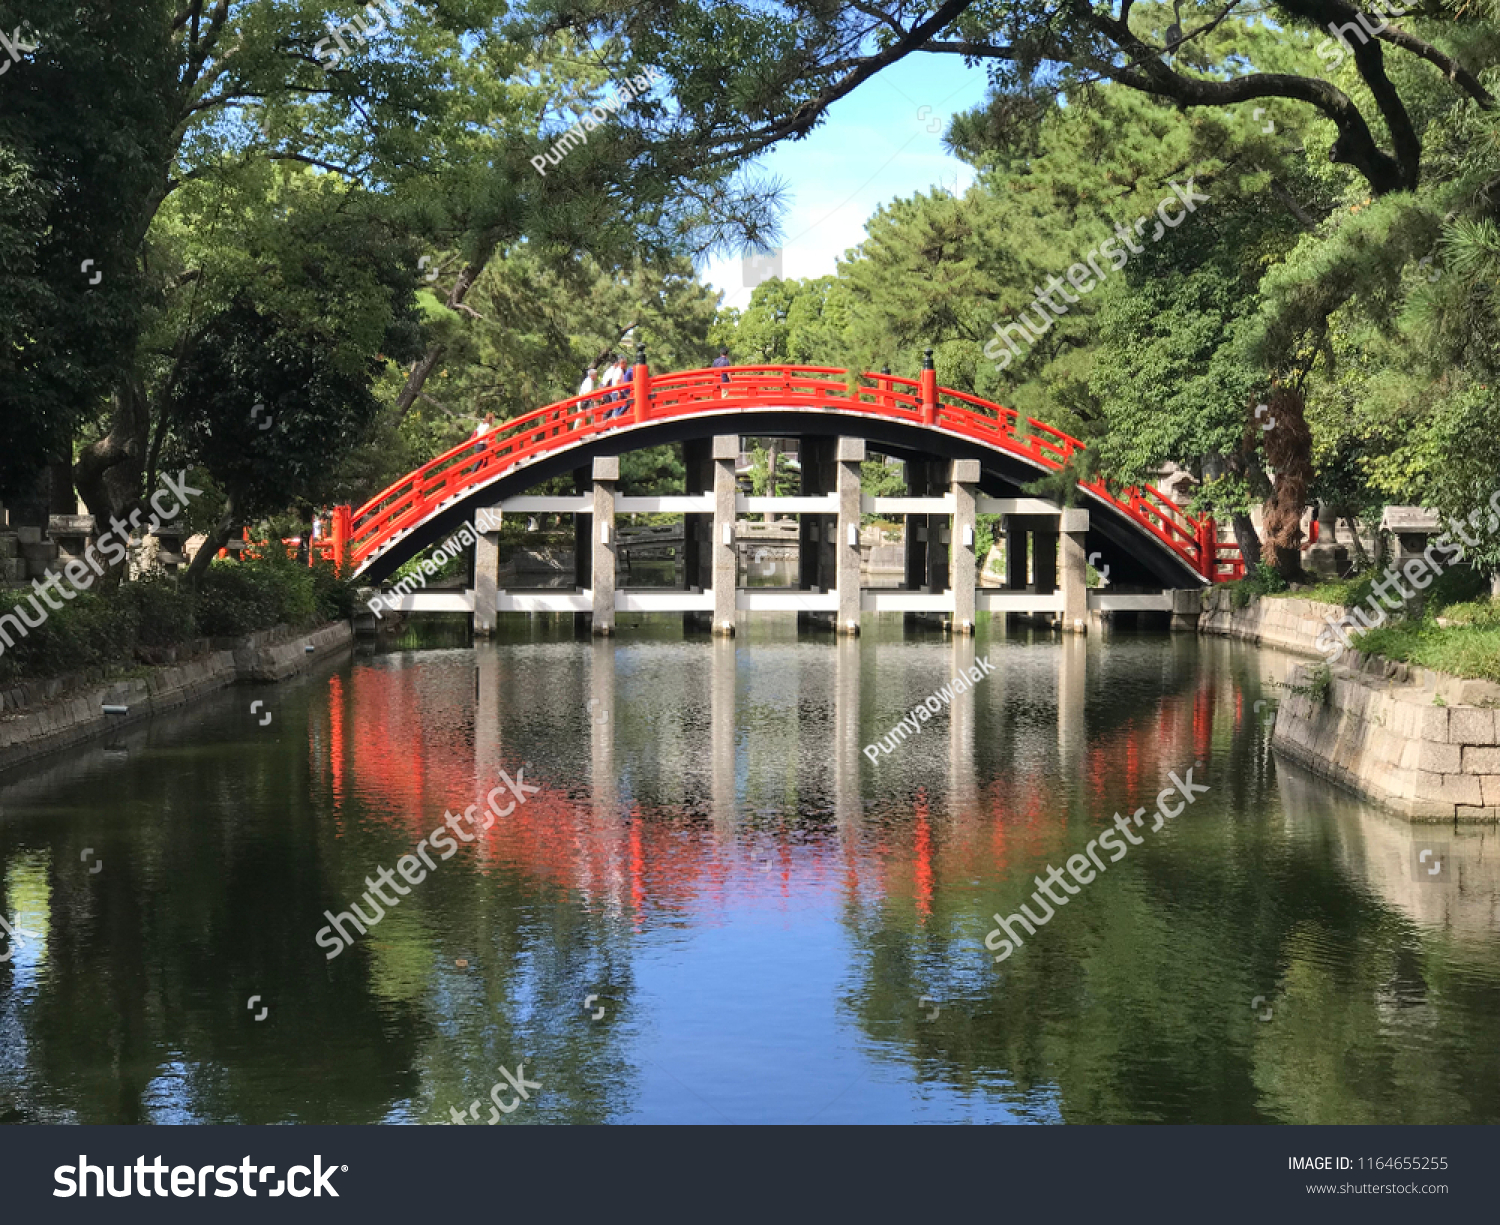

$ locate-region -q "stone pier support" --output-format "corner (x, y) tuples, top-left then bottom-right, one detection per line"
(1060, 508), (1089, 634)
(573, 467), (593, 637)
(1170, 588), (1202, 633)
(591, 455), (618, 636)
(798, 438), (837, 631)
(949, 460), (979, 635)
(1032, 526), (1058, 595)
(836, 438), (864, 635)
(1004, 519), (1028, 590)
(711, 435), (738, 636)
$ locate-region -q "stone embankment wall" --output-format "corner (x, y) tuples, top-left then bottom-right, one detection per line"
(0, 621), (352, 772)
(1273, 652), (1500, 823)
(1198, 587), (1344, 658)
(1198, 587), (1500, 822)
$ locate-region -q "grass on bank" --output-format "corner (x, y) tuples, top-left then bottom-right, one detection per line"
(1354, 597), (1500, 684)
(1229, 558), (1500, 681)
(0, 555), (355, 686)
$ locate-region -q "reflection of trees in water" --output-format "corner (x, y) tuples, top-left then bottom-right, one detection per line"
(0, 686), (419, 1122)
(834, 639), (1500, 1124)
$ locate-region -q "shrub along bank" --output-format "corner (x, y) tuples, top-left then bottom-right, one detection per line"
(0, 556), (355, 686)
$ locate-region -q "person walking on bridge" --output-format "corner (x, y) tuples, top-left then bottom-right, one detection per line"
(713, 345), (732, 398)
(602, 354), (631, 420)
(466, 413), (495, 476)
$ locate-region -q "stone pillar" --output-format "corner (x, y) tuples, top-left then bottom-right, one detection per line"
(712, 434), (738, 636)
(836, 438), (864, 635)
(591, 455), (618, 636)
(1033, 525), (1058, 595)
(1169, 588), (1202, 634)
(949, 460), (979, 635)
(798, 437), (836, 631)
(1004, 519), (1029, 589)
(474, 506), (502, 636)
(1059, 507), (1089, 634)
(1306, 501), (1348, 580)
(573, 467), (593, 637)
(904, 460), (931, 593)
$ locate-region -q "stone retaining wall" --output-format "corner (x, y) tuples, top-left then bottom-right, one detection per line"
(0, 621), (352, 772)
(1198, 587), (1345, 658)
(1273, 651), (1500, 822)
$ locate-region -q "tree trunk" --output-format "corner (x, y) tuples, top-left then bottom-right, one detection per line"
(296, 503), (313, 565)
(74, 381), (151, 592)
(387, 241), (499, 429)
(1259, 386), (1314, 582)
(1336, 506), (1371, 569)
(183, 493), (237, 588)
(1232, 513), (1262, 569)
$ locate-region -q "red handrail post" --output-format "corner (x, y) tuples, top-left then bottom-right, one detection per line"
(333, 504), (351, 575)
(920, 348), (937, 426)
(632, 343), (650, 425)
(1200, 517), (1217, 578)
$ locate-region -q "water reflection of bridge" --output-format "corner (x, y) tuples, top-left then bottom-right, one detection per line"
(319, 634), (1227, 919)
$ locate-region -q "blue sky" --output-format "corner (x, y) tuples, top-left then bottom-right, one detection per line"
(700, 53), (991, 308)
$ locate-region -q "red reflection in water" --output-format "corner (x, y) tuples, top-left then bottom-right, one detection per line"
(913, 791), (933, 921)
(314, 658), (1229, 921)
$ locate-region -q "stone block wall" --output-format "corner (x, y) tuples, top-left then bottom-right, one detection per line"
(1273, 651), (1500, 822)
(1199, 587), (1347, 658)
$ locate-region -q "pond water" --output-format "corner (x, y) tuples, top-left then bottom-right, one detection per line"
(2, 620), (1496, 1124)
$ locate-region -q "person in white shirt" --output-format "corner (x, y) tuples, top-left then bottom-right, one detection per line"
(466, 413), (495, 474)
(578, 367), (598, 397)
(598, 356), (626, 420)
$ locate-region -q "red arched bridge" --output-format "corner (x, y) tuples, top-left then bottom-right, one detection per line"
(316, 357), (1242, 616)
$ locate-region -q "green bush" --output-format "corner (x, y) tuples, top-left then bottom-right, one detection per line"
(0, 591), (139, 684)
(0, 554), (357, 685)
(193, 555), (320, 637)
(122, 573), (197, 647)
(309, 558), (358, 622)
(1426, 560), (1488, 611)
(1228, 562), (1290, 608)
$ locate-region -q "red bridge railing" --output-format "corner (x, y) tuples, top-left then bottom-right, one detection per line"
(331, 357), (1243, 581)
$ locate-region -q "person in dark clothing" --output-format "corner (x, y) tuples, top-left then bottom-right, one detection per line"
(712, 345), (732, 397)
